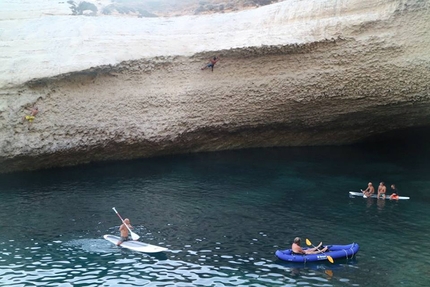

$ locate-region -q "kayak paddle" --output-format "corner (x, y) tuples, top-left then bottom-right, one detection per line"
(112, 207), (140, 241)
(306, 238), (334, 263)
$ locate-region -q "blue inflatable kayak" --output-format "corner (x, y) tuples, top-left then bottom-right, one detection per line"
(275, 243), (359, 263)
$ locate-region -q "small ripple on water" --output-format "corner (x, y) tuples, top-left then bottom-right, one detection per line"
(0, 233), (341, 287)
(0, 238), (364, 287)
(63, 239), (115, 254)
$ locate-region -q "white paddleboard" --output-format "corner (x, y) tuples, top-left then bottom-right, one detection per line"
(104, 234), (168, 253)
(349, 191), (410, 200)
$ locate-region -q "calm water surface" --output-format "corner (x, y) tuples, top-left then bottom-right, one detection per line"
(1, 145), (429, 287)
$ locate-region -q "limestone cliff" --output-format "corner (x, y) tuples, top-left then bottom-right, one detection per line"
(1, 0), (430, 173)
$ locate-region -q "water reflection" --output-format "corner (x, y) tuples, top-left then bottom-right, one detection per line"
(366, 197), (374, 208)
(290, 267), (301, 278)
(275, 260), (353, 284)
(377, 198), (386, 211)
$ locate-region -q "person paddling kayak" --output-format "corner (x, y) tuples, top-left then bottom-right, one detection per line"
(117, 218), (133, 246)
(292, 237), (327, 255)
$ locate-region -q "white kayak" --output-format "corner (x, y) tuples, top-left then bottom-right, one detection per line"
(104, 234), (168, 253)
(349, 191), (410, 200)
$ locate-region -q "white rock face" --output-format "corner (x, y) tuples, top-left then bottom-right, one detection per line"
(0, 0), (399, 88)
(0, 0), (429, 172)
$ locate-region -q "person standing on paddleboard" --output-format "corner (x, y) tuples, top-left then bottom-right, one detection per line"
(117, 218), (133, 246)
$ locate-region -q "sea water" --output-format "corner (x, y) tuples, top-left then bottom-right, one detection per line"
(0, 145), (429, 286)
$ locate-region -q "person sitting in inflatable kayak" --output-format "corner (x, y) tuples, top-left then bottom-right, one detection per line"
(292, 237), (328, 255)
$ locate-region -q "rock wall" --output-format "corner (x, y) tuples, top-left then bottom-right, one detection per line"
(1, 0), (430, 173)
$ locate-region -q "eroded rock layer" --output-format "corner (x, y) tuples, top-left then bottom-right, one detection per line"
(1, 0), (429, 173)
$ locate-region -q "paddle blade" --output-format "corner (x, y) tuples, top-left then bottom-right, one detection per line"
(112, 207), (118, 213)
(305, 238), (312, 246)
(327, 255), (334, 264)
(130, 231), (140, 241)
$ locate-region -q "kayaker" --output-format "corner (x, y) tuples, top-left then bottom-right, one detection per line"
(292, 237), (327, 255)
(390, 184), (399, 200)
(361, 182), (375, 197)
(377, 182), (387, 199)
(117, 218), (133, 246)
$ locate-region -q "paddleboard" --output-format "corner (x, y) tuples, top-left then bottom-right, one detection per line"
(103, 235), (168, 253)
(349, 191), (410, 200)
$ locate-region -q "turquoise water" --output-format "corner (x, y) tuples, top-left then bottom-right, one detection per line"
(1, 145), (429, 286)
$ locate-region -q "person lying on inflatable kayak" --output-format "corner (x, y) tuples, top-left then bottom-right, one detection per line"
(292, 237), (328, 254)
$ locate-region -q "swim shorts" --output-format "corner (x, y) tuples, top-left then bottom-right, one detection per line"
(118, 236), (129, 244)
